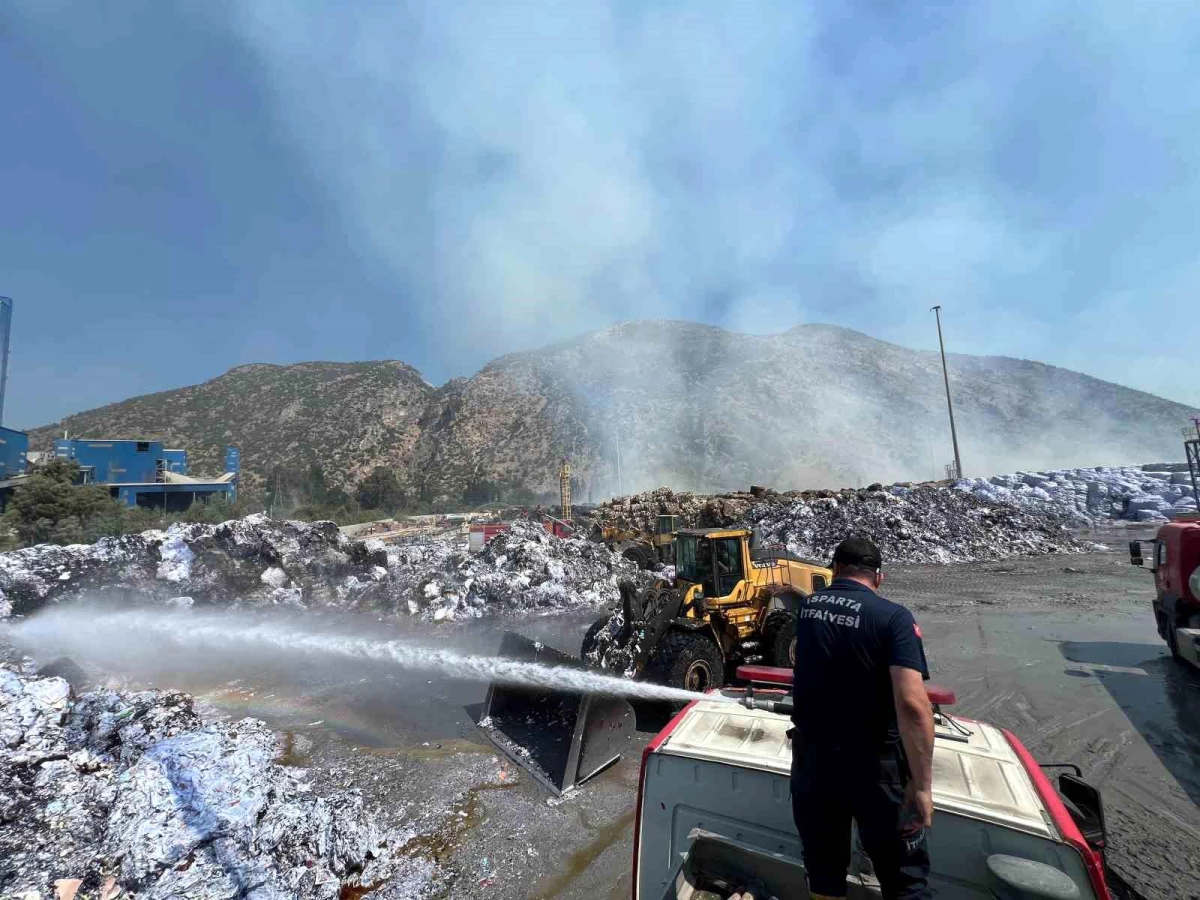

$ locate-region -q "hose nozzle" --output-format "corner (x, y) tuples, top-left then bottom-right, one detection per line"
(739, 694), (794, 716)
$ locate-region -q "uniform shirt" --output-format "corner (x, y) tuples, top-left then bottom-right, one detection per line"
(791, 578), (929, 764)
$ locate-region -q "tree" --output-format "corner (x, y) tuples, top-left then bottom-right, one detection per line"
(1, 460), (126, 547)
(356, 467), (406, 511)
(462, 479), (502, 506)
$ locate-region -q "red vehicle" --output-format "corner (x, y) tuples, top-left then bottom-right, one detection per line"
(1130, 520), (1200, 670)
(467, 517), (574, 552)
(634, 667), (1113, 900)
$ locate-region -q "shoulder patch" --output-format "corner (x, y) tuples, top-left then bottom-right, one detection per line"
(913, 623), (923, 639)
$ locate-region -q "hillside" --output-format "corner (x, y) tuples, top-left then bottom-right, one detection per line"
(28, 361), (433, 493)
(28, 322), (1199, 502)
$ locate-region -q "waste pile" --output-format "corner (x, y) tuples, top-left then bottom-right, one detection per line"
(586, 486), (761, 534)
(591, 482), (1088, 565)
(0, 514), (389, 620)
(385, 519), (652, 622)
(748, 486), (1089, 564)
(0, 662), (409, 900)
(956, 464), (1198, 525)
(0, 515), (653, 625)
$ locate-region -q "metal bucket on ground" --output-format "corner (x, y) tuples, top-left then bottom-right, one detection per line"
(477, 631), (636, 795)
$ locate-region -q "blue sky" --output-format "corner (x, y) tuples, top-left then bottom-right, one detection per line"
(3, 1), (1199, 430)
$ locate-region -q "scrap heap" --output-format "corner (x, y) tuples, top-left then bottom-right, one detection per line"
(0, 663), (411, 899)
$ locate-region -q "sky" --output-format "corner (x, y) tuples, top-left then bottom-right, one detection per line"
(2, 0), (1200, 430)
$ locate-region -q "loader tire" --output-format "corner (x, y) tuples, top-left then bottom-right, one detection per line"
(646, 631), (725, 694)
(581, 616), (611, 659)
(762, 611), (798, 668)
(621, 544), (657, 571)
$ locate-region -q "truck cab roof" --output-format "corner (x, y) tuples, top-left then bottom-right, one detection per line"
(637, 694), (1108, 899)
(658, 697), (1054, 839)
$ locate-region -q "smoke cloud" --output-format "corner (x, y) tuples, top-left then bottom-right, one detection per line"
(223, 1), (1200, 409)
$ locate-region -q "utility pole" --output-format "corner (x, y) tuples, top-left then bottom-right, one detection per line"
(931, 306), (964, 480)
(615, 424), (623, 497)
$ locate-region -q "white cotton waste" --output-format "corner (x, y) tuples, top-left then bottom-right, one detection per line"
(956, 463), (1197, 526)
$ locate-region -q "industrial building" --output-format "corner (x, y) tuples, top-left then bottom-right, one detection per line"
(53, 439), (240, 510)
(0, 298), (237, 514)
(0, 426), (28, 481)
(0, 298), (28, 498)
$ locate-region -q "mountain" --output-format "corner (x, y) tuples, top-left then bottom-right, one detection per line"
(27, 321), (1199, 501)
(27, 361), (432, 491)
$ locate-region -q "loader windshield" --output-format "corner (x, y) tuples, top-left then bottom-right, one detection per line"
(676, 534), (711, 586)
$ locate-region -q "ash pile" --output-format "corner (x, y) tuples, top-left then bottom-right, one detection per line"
(0, 514), (390, 620)
(0, 662), (415, 900)
(749, 486), (1089, 565)
(385, 519), (652, 621)
(957, 463), (1199, 525)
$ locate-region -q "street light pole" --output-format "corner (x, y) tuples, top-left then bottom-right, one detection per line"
(931, 305), (964, 480)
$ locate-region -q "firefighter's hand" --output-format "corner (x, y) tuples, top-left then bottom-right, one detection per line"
(903, 782), (934, 830)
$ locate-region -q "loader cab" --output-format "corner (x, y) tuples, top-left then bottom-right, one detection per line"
(674, 529), (752, 599)
(652, 514), (681, 563)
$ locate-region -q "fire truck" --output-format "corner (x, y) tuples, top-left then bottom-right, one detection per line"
(1130, 520), (1200, 670)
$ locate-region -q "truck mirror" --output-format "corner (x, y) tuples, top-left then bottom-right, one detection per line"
(1058, 773), (1108, 857)
(1128, 541), (1143, 567)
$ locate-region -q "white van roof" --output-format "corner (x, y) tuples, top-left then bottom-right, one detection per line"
(657, 699), (1056, 840)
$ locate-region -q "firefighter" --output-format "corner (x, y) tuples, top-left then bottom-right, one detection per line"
(790, 537), (935, 900)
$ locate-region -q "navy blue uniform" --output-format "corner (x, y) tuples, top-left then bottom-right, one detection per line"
(790, 578), (931, 899)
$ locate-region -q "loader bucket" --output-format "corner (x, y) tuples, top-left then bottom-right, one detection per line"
(478, 631), (636, 795)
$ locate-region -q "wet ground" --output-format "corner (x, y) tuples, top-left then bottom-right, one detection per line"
(10, 526), (1200, 899)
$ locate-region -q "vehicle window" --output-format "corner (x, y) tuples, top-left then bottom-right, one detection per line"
(676, 535), (698, 582)
(812, 574), (828, 591)
(714, 537), (744, 596)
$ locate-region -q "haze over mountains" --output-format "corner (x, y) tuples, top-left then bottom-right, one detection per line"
(29, 321), (1198, 502)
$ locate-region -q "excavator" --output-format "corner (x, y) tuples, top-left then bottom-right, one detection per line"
(476, 526), (832, 793)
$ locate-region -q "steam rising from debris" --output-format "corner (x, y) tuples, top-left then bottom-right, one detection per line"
(5, 607), (725, 706)
(224, 0), (1200, 475)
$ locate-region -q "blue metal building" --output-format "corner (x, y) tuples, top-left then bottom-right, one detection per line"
(53, 438), (239, 509)
(0, 426), (28, 481)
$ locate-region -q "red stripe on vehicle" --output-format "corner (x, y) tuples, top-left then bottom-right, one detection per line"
(1001, 729), (1111, 900)
(632, 701), (698, 900)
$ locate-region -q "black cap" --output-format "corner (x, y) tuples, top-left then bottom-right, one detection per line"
(831, 536), (882, 571)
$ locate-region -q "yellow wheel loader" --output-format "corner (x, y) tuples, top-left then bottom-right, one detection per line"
(581, 528), (833, 691)
(477, 527), (832, 793)
(589, 514), (681, 569)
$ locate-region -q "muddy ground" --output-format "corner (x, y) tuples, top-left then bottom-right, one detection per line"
(11, 526), (1200, 899)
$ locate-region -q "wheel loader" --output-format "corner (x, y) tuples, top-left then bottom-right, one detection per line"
(476, 528), (832, 794)
(589, 513), (681, 569)
(582, 527), (832, 691)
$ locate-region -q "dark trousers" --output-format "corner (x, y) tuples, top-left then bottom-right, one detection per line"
(791, 754), (931, 900)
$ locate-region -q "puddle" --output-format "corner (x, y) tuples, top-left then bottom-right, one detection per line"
(527, 808), (637, 899)
(399, 781), (518, 864)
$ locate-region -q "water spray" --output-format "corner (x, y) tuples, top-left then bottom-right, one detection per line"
(5, 609), (731, 706)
